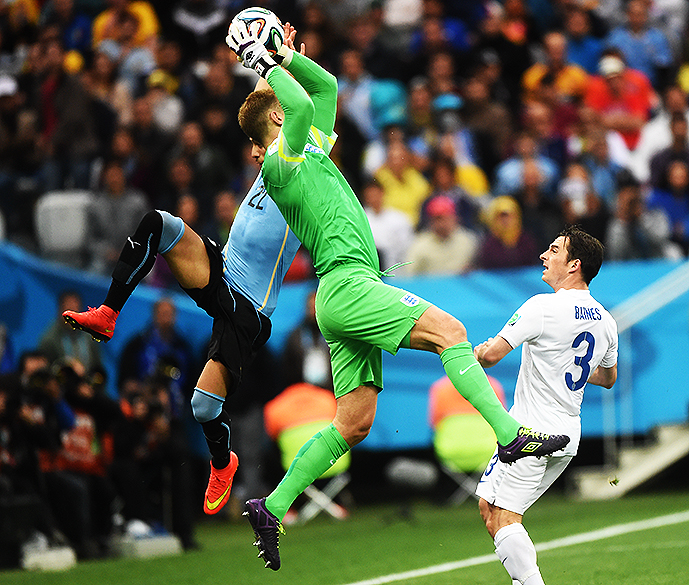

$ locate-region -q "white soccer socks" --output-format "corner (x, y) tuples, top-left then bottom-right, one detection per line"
(494, 523), (545, 585)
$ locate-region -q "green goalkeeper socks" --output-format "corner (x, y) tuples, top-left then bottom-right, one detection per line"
(441, 341), (520, 446)
(265, 423), (350, 521)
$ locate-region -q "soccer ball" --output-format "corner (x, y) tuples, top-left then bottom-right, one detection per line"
(231, 7), (284, 55)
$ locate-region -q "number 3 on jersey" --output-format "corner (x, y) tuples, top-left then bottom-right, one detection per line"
(565, 331), (595, 391)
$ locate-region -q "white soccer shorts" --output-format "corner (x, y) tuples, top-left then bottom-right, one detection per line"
(475, 450), (573, 515)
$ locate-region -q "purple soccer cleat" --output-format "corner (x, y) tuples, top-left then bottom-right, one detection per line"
(497, 426), (570, 463)
(243, 498), (284, 570)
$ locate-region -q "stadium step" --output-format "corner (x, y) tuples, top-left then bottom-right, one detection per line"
(568, 423), (689, 501)
(110, 533), (183, 559)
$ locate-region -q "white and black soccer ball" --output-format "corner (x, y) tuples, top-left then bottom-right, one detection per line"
(230, 7), (284, 55)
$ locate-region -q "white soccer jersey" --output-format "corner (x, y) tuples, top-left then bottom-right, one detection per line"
(497, 288), (618, 455)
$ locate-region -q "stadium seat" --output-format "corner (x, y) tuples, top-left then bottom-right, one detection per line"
(429, 375), (506, 505)
(34, 190), (93, 268)
(264, 383), (350, 524)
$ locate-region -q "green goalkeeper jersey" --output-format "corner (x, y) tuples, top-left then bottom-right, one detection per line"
(261, 52), (379, 278)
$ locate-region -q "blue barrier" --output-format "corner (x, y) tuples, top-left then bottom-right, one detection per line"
(1, 241), (688, 450)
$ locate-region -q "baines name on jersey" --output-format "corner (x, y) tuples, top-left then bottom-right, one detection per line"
(575, 306), (601, 320)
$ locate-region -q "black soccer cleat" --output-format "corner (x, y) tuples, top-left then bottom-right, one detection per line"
(497, 427), (570, 463)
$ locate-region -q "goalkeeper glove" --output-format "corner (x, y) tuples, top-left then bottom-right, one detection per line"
(226, 20), (278, 78)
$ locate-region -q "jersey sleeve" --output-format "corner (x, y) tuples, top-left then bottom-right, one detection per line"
(263, 66), (315, 185)
(282, 50), (338, 138)
(497, 295), (544, 349)
(600, 315), (619, 368)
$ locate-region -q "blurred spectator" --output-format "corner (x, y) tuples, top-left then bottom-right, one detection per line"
(605, 0), (673, 89)
(158, 150), (189, 210)
(494, 132), (559, 198)
(167, 196), (202, 300)
(168, 121), (231, 215)
(337, 48), (378, 142)
(38, 290), (103, 373)
(170, 0), (227, 66)
(524, 100), (568, 172)
(584, 49), (658, 151)
(87, 159), (148, 274)
(81, 45), (132, 128)
(374, 137), (431, 226)
(406, 8), (471, 82)
(647, 159), (689, 254)
(361, 179), (413, 270)
(557, 159), (609, 243)
(118, 297), (196, 423)
(130, 95), (173, 201)
(426, 50), (460, 98)
(461, 73), (513, 179)
(0, 74), (42, 235)
(405, 194), (478, 276)
(39, 0), (92, 55)
(522, 30), (589, 105)
(631, 84), (689, 184)
(0, 369), (68, 562)
(649, 112), (689, 190)
(45, 365), (119, 558)
(432, 92), (490, 198)
(580, 128), (627, 211)
(282, 290), (332, 391)
(96, 11), (156, 94)
(470, 0), (532, 108)
(606, 180), (677, 260)
(563, 6), (603, 75)
(145, 69), (184, 136)
(513, 157), (564, 252)
(110, 377), (197, 549)
(92, 0), (159, 49)
(347, 11), (404, 81)
(477, 195), (539, 270)
(567, 103), (631, 168)
(200, 189), (237, 247)
(32, 39), (100, 191)
(418, 156), (482, 232)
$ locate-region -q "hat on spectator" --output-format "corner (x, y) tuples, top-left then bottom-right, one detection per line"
(147, 69), (178, 94)
(427, 195), (456, 217)
(0, 75), (18, 97)
(599, 55), (625, 77)
(370, 79), (407, 130)
(432, 93), (464, 112)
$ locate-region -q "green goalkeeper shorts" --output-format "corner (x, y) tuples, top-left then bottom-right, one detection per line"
(315, 264), (431, 399)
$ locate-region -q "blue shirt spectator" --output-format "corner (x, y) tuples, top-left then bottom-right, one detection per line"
(564, 8), (603, 75)
(605, 0), (673, 87)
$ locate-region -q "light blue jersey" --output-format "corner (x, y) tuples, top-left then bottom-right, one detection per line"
(222, 174), (301, 317)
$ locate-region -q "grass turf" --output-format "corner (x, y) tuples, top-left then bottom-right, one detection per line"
(2, 491), (688, 585)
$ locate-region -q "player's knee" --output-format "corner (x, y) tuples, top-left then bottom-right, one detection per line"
(338, 417), (374, 447)
(191, 388), (224, 423)
(443, 316), (468, 346)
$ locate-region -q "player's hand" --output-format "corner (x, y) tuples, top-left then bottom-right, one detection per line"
(226, 18), (277, 77)
(474, 338), (493, 360)
(283, 22), (305, 55)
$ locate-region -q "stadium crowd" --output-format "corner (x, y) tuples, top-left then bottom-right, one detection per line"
(1, 0), (689, 566)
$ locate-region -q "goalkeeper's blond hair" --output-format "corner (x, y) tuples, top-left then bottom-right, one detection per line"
(238, 89), (282, 145)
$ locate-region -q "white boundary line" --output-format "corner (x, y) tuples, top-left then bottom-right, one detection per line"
(339, 510), (689, 585)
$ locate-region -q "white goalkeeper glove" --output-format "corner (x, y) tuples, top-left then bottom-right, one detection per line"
(226, 19), (278, 78)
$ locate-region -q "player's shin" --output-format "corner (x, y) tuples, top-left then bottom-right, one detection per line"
(265, 423), (349, 520)
(441, 342), (520, 445)
(104, 210), (184, 311)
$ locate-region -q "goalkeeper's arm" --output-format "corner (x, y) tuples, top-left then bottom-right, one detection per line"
(275, 45), (337, 137)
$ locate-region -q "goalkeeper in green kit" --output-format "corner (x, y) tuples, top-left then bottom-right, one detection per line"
(226, 19), (569, 570)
